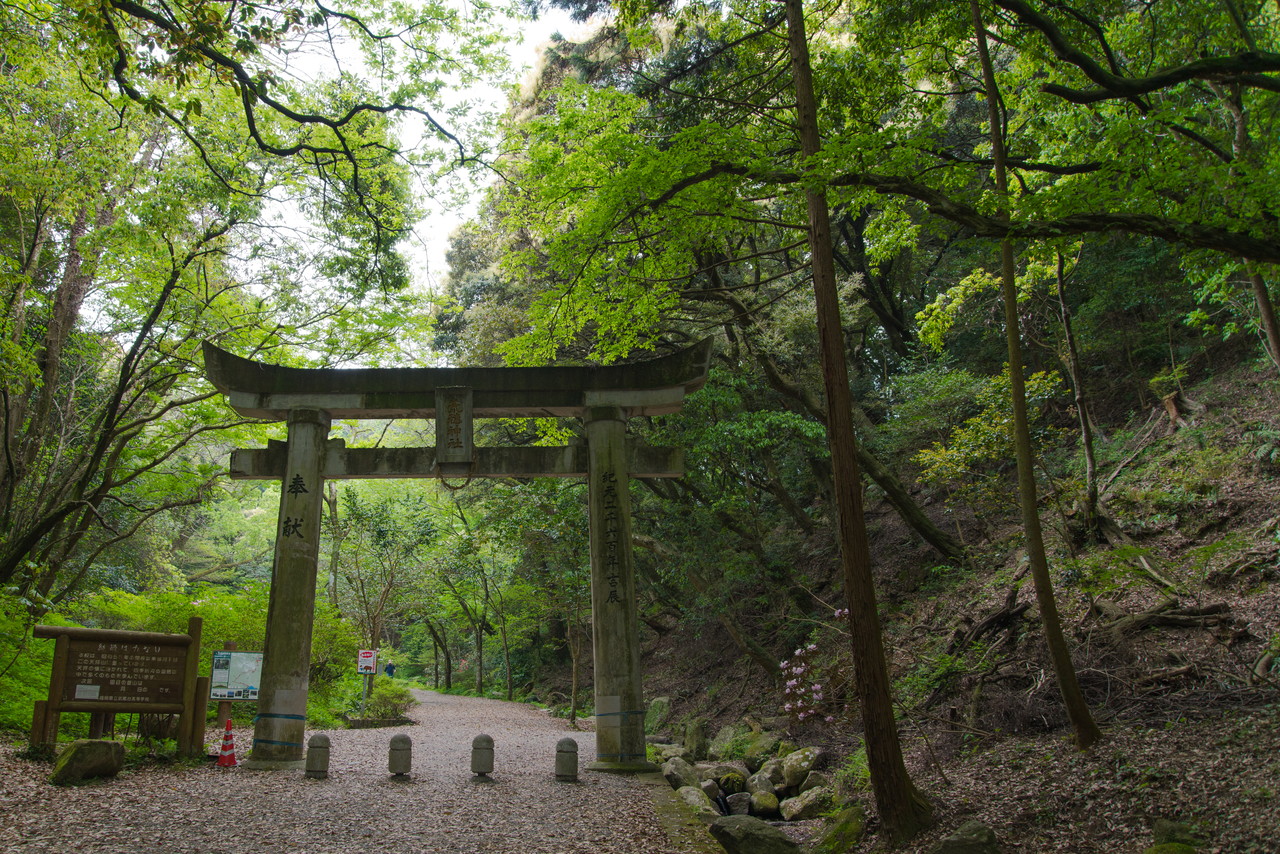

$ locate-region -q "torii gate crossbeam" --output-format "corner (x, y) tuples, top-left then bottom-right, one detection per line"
(203, 340), (711, 773)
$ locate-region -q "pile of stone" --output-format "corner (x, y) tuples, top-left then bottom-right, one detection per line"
(656, 722), (836, 824)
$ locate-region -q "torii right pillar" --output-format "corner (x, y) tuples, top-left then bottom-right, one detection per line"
(584, 405), (654, 772)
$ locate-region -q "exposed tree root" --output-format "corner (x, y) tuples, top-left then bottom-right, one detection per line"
(1092, 597), (1232, 640)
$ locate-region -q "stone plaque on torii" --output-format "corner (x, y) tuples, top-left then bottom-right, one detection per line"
(203, 340), (711, 771)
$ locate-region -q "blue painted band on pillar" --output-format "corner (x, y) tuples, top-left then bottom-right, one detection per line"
(252, 738), (304, 747)
(254, 713), (307, 721)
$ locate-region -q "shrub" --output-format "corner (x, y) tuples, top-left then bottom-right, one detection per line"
(0, 594), (87, 737)
(834, 745), (871, 798)
(365, 676), (415, 719)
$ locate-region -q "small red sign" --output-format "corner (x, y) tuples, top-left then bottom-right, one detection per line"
(356, 649), (377, 674)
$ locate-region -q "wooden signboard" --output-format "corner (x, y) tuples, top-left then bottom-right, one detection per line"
(32, 617), (204, 756)
(64, 639), (186, 704)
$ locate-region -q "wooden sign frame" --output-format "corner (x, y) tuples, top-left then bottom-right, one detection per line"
(31, 617), (205, 756)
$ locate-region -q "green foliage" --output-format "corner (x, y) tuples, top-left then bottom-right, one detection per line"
(878, 365), (987, 462)
(1181, 534), (1250, 583)
(1107, 435), (1244, 533)
(0, 594), (70, 733)
(1244, 425), (1280, 469)
(65, 584), (360, 693)
(716, 731), (755, 761)
(916, 270), (1002, 353)
(1149, 364), (1189, 400)
(914, 369), (1064, 520)
(1058, 546), (1153, 595)
(895, 649), (969, 710)
(834, 745), (871, 797)
(364, 676), (416, 719)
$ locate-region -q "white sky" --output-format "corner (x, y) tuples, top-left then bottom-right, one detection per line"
(268, 5), (600, 296)
(405, 9), (598, 294)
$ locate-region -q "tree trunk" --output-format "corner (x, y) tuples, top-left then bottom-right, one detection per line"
(1246, 266), (1280, 372)
(24, 208), (92, 457)
(324, 483), (342, 607)
(1, 216), (51, 521)
(475, 621), (484, 695)
(567, 618), (581, 729)
(1055, 252), (1100, 535)
(499, 618), (513, 700)
(972, 1), (1101, 749)
(785, 0), (933, 842)
(425, 620), (451, 690)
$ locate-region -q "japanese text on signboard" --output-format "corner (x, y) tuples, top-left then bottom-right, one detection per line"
(65, 641), (186, 704)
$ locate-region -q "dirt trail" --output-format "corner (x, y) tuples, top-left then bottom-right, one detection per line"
(0, 690), (716, 854)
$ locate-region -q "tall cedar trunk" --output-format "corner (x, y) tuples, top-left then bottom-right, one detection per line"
(784, 0), (934, 842)
(433, 637), (439, 688)
(25, 208), (92, 458)
(972, 1), (1101, 749)
(1055, 252), (1100, 532)
(17, 134), (149, 485)
(1246, 267), (1280, 372)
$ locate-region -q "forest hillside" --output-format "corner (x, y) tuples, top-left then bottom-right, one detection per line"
(1, 0), (1278, 852)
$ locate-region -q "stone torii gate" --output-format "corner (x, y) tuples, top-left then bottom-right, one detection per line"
(202, 340), (711, 772)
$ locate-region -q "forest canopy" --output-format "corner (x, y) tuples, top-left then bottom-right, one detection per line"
(2, 0), (1279, 850)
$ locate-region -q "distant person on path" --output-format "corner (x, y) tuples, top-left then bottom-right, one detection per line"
(384, 661), (396, 678)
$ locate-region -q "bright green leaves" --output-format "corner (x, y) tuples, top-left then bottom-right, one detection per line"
(497, 70), (796, 363)
(913, 367), (1063, 512)
(917, 270), (1001, 353)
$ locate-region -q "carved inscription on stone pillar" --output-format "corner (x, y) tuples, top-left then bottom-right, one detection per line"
(435, 387), (473, 475)
(601, 471), (623, 605)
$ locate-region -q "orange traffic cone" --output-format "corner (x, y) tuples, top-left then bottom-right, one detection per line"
(216, 719), (238, 768)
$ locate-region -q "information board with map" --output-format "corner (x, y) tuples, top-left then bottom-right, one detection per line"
(210, 650), (263, 700)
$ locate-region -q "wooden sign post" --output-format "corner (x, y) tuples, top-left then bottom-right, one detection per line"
(32, 617), (204, 756)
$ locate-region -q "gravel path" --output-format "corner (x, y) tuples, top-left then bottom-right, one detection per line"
(0, 690), (718, 854)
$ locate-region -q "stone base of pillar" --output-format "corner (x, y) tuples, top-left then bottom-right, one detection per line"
(240, 757), (306, 771)
(586, 759), (658, 774)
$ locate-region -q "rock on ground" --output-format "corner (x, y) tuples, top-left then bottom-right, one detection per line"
(707, 815), (801, 854)
(50, 739), (124, 785)
(930, 820), (1002, 854)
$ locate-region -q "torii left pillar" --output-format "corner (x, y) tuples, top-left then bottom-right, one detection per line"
(246, 407), (330, 768)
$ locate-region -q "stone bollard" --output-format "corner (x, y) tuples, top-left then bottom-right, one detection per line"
(389, 733), (412, 778)
(471, 733), (494, 779)
(305, 733), (330, 780)
(555, 737), (578, 782)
